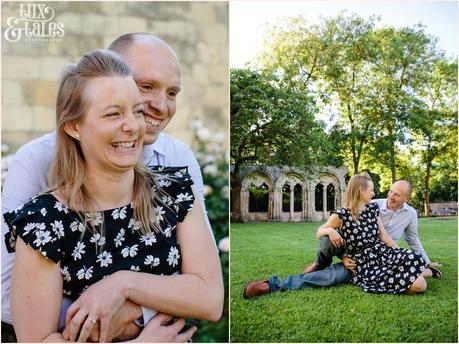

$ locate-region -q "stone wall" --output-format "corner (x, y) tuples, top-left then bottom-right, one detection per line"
(429, 202), (458, 215)
(1, 1), (229, 154)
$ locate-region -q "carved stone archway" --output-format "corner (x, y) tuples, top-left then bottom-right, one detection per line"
(241, 171), (273, 222)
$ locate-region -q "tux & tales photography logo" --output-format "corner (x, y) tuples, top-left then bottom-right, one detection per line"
(4, 3), (65, 42)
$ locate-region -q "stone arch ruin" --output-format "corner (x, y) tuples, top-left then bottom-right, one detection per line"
(234, 165), (348, 222)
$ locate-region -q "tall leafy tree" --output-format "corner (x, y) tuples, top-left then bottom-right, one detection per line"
(317, 14), (380, 174)
(368, 25), (438, 182)
(230, 68), (329, 221)
(260, 14), (383, 174)
(411, 59), (458, 214)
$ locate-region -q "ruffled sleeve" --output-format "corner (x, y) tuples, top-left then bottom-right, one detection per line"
(149, 166), (196, 222)
(330, 207), (348, 220)
(369, 201), (380, 217)
(3, 196), (63, 263)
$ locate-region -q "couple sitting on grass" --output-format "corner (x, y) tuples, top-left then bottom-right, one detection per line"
(244, 174), (442, 297)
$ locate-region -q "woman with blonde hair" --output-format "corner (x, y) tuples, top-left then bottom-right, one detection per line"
(4, 49), (223, 342)
(243, 173), (427, 298)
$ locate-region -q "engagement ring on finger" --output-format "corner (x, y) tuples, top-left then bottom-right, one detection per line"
(89, 319), (97, 324)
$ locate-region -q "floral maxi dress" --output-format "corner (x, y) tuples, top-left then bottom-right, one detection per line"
(333, 202), (425, 294)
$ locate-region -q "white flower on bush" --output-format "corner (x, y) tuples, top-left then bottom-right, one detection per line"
(189, 119), (203, 130)
(1, 143), (10, 153)
(213, 132), (226, 143)
(203, 164), (218, 176)
(204, 185), (213, 196)
(218, 237), (229, 252)
(197, 127), (211, 141)
(203, 155), (216, 164)
(209, 143), (221, 153)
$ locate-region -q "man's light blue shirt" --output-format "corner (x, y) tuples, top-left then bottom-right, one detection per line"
(373, 198), (430, 265)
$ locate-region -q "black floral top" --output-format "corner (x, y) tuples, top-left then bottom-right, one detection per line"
(3, 166), (195, 300)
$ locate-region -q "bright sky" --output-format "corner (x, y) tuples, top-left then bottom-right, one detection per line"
(230, 0), (458, 67)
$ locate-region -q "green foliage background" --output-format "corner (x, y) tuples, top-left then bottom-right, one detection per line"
(190, 121), (229, 343)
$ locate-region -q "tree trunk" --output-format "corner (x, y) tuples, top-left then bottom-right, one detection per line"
(423, 160), (432, 216)
(390, 153), (397, 184)
(388, 127), (396, 183)
(353, 159), (359, 175)
(230, 172), (242, 222)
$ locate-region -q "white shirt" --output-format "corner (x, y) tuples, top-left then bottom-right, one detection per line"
(1, 131), (215, 325)
(373, 199), (430, 265)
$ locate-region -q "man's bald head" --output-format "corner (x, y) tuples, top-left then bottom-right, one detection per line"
(108, 33), (179, 62)
(393, 180), (412, 198)
(387, 180), (412, 211)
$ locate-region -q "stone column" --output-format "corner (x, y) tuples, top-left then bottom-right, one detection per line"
(334, 186), (341, 210)
(322, 187), (327, 221)
(272, 186), (282, 221)
(241, 188), (249, 222)
(268, 188), (273, 221)
(289, 185), (294, 221)
(308, 185), (314, 221)
(302, 187), (308, 221)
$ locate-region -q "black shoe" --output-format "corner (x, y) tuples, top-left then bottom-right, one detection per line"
(427, 265), (442, 279)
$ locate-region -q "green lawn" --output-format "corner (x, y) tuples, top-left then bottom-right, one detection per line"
(230, 217), (458, 343)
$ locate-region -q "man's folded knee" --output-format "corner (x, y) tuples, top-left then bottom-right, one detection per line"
(319, 236), (333, 250)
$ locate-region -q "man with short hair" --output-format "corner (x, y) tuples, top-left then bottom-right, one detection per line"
(2, 33), (215, 340)
(244, 179), (441, 298)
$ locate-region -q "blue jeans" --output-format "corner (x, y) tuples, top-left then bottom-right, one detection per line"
(316, 236), (345, 269)
(268, 236), (351, 292)
(268, 263), (351, 292)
